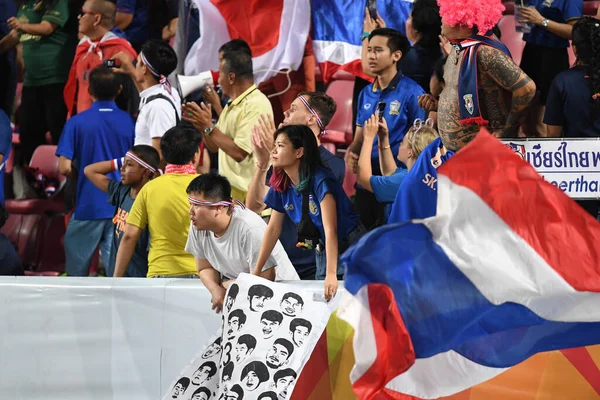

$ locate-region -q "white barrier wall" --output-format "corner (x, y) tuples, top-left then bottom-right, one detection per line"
(0, 277), (339, 400)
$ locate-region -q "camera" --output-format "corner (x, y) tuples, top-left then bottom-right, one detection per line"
(103, 59), (117, 68)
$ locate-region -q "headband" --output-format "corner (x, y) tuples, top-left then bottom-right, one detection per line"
(410, 118), (435, 150)
(126, 151), (157, 173)
(188, 196), (247, 210)
(140, 51), (172, 95)
(297, 96), (326, 135)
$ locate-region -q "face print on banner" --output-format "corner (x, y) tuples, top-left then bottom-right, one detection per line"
(235, 334), (257, 363)
(279, 293), (304, 317)
(225, 284), (239, 313)
(265, 338), (294, 369)
(227, 309), (246, 339)
(271, 369), (297, 400)
(191, 361), (217, 387)
(289, 318), (312, 347)
(189, 387), (211, 400)
(162, 274), (331, 400)
(260, 310), (283, 340)
(240, 361), (270, 391)
(247, 284), (274, 312)
(202, 337), (222, 359)
(169, 377), (190, 399)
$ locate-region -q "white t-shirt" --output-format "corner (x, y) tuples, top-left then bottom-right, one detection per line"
(135, 84), (182, 146)
(185, 208), (299, 281)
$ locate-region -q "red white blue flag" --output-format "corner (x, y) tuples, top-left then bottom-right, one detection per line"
(338, 131), (600, 399)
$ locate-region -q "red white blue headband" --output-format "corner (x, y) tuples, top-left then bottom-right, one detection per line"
(188, 196), (246, 209)
(297, 96), (326, 135)
(140, 51), (172, 95)
(126, 151), (156, 173)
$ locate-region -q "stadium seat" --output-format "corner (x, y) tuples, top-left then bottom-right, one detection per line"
(584, 1), (599, 15)
(3, 145), (67, 273)
(323, 80), (355, 146)
(5, 145), (67, 214)
(498, 15), (526, 66)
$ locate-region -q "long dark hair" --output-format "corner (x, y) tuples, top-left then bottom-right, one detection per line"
(411, 0), (441, 49)
(573, 17), (600, 117)
(269, 125), (323, 194)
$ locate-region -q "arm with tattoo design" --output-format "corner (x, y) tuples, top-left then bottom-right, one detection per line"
(477, 46), (536, 137)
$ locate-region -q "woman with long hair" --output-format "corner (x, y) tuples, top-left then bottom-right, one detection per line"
(252, 125), (363, 301)
(544, 16), (600, 218)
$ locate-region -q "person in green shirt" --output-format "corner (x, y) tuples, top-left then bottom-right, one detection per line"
(8, 0), (78, 163)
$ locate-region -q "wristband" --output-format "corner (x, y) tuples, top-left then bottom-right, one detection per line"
(378, 145), (391, 150)
(112, 157), (124, 171)
(361, 31), (370, 41)
(255, 162), (269, 172)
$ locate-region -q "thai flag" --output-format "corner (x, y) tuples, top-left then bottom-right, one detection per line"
(311, 0), (413, 83)
(338, 131), (600, 399)
(183, 0), (310, 84)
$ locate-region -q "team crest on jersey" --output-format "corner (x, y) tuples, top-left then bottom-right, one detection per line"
(430, 145), (448, 169)
(364, 103), (372, 110)
(389, 100), (401, 115)
(309, 196), (319, 215)
(463, 94), (474, 115)
(284, 203), (295, 211)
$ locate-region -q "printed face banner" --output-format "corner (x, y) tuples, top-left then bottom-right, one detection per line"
(502, 138), (600, 199)
(163, 273), (332, 400)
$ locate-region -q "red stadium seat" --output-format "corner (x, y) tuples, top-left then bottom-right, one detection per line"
(498, 16), (526, 66)
(3, 145), (67, 273)
(323, 80), (355, 146)
(584, 1), (599, 15)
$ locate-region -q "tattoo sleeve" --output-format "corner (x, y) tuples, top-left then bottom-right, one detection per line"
(478, 46), (536, 137)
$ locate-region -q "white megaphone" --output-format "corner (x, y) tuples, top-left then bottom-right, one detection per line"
(176, 70), (220, 99)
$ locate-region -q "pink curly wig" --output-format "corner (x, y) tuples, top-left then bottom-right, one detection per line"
(438, 0), (505, 34)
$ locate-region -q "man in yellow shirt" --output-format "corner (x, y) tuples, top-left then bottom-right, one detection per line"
(182, 39), (273, 203)
(114, 126), (202, 278)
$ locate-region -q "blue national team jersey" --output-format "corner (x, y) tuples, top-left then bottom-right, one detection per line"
(0, 110), (11, 205)
(356, 71), (425, 161)
(522, 0), (582, 48)
(116, 0), (159, 47)
(388, 138), (455, 224)
(56, 101), (135, 221)
(265, 167), (359, 243)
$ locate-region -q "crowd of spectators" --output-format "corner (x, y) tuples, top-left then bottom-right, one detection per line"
(0, 0), (597, 304)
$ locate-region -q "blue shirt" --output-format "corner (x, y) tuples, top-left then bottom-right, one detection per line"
(0, 110), (11, 205)
(107, 179), (149, 277)
(544, 66), (600, 138)
(388, 138), (455, 224)
(356, 71), (425, 161)
(56, 101), (135, 220)
(522, 0), (582, 48)
(399, 42), (443, 93)
(116, 0), (159, 47)
(276, 146), (345, 278)
(265, 167), (358, 245)
(371, 168), (408, 223)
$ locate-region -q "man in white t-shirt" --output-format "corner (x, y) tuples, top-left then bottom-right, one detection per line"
(185, 173), (299, 313)
(112, 39), (180, 165)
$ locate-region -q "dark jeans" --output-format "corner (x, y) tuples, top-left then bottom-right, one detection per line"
(315, 222), (367, 280)
(19, 83), (67, 163)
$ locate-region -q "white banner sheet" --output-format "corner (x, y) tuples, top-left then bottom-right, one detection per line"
(0, 277), (339, 400)
(162, 274), (332, 400)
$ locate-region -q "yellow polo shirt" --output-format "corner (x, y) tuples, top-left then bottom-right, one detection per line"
(215, 85), (273, 201)
(127, 174), (198, 277)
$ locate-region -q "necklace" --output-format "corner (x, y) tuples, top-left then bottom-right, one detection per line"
(453, 47), (462, 65)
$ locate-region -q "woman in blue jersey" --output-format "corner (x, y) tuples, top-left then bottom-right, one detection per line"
(252, 125), (363, 301)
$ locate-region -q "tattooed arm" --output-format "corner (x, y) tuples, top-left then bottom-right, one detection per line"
(478, 46), (536, 137)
